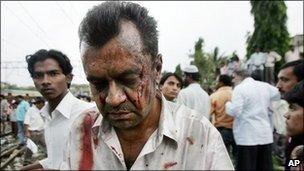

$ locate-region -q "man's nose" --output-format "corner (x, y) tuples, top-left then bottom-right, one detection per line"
(41, 75), (51, 85)
(276, 80), (282, 89)
(105, 81), (126, 107)
(172, 85), (178, 91)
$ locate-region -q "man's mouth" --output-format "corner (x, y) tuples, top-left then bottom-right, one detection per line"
(108, 111), (132, 120)
(42, 88), (55, 94)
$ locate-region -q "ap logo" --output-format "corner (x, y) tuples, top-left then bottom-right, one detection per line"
(288, 160), (301, 167)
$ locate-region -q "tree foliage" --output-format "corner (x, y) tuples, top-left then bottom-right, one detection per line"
(174, 38), (229, 89)
(174, 64), (182, 78)
(189, 38), (222, 88)
(246, 1), (290, 62)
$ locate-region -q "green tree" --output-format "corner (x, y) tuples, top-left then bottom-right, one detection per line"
(189, 38), (216, 88)
(246, 1), (290, 63)
(174, 64), (182, 78)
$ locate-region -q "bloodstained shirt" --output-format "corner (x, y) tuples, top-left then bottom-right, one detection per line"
(61, 95), (234, 170)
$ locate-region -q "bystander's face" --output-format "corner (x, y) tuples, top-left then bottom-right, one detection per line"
(160, 76), (182, 101)
(82, 21), (160, 129)
(284, 103), (303, 137)
(277, 67), (298, 97)
(32, 58), (71, 101)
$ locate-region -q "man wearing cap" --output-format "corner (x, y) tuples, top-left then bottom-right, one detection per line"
(176, 65), (210, 120)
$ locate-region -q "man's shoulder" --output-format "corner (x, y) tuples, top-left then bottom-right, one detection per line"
(174, 103), (213, 131)
(180, 84), (207, 96)
(71, 96), (96, 112)
(71, 107), (100, 130)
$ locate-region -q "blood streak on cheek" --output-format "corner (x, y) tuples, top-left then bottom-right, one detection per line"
(135, 81), (144, 111)
(79, 114), (94, 170)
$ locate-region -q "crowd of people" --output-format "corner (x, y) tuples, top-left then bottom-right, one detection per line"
(1, 1), (303, 170)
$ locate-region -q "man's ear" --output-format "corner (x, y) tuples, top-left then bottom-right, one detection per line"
(154, 54), (163, 84)
(66, 74), (74, 86)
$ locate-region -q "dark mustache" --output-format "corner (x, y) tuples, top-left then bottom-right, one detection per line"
(104, 101), (137, 114)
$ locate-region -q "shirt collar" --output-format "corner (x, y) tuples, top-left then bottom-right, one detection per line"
(92, 94), (179, 144)
(158, 95), (179, 144)
(40, 91), (75, 119)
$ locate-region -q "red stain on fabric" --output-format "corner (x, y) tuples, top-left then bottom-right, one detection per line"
(164, 161), (177, 169)
(79, 114), (94, 170)
(186, 137), (194, 145)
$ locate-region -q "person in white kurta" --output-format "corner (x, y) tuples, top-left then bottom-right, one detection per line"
(176, 65), (210, 120)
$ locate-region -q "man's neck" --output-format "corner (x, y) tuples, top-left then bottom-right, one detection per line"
(188, 80), (197, 85)
(48, 90), (68, 114)
(115, 96), (162, 142)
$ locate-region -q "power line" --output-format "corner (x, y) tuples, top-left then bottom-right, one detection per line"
(1, 38), (28, 52)
(18, 2), (55, 47)
(2, 3), (51, 48)
(68, 1), (81, 20)
(55, 2), (75, 26)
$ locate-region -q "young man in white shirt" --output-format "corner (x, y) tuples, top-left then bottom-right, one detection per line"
(23, 97), (46, 166)
(61, 2), (233, 170)
(21, 49), (94, 170)
(176, 65), (211, 120)
(225, 69), (281, 170)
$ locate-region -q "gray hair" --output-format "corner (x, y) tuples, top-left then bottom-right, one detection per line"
(233, 69), (250, 79)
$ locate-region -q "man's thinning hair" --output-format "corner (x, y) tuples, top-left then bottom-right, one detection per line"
(233, 69), (250, 79)
(78, 1), (158, 60)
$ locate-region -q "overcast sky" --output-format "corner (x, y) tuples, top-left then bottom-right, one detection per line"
(1, 1), (303, 86)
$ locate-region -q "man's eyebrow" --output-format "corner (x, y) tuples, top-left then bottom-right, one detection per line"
(34, 69), (60, 74)
(86, 75), (106, 82)
(116, 68), (141, 78)
(87, 68), (141, 82)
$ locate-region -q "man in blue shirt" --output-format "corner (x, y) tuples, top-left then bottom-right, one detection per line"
(16, 95), (30, 145)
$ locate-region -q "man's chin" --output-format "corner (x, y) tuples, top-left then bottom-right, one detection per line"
(111, 120), (139, 130)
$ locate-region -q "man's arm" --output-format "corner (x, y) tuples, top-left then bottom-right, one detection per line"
(24, 109), (31, 138)
(209, 96), (216, 124)
(268, 84), (281, 102)
(225, 88), (244, 117)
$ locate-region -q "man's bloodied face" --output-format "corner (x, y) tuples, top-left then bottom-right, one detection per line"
(81, 21), (159, 129)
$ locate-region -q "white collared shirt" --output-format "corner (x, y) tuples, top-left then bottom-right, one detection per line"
(225, 77), (280, 145)
(39, 91), (95, 169)
(62, 95), (234, 170)
(176, 83), (210, 120)
(24, 104), (45, 131)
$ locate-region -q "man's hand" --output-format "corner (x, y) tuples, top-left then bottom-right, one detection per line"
(25, 131), (31, 138)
